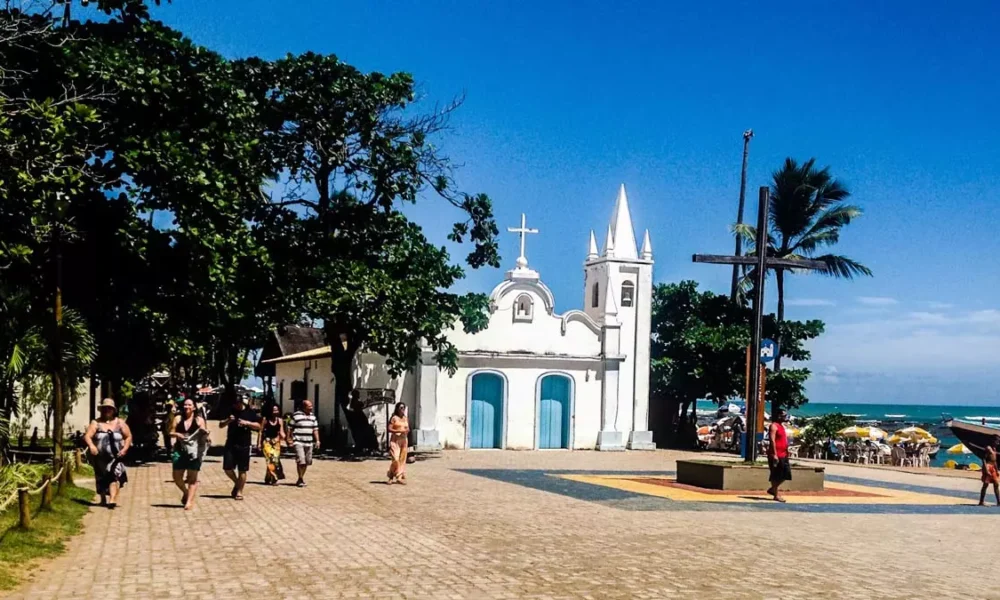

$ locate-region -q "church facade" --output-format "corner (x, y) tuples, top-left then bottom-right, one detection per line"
(393, 184), (654, 451)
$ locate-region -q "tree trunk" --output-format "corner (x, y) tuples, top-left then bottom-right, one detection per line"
(328, 331), (378, 455)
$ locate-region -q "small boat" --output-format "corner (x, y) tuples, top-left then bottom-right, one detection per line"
(947, 420), (1000, 461)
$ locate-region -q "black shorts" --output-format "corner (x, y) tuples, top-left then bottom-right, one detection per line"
(223, 446), (251, 472)
(769, 457), (792, 484)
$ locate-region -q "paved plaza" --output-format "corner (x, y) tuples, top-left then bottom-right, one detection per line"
(8, 450), (1000, 600)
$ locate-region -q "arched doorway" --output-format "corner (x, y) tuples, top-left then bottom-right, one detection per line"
(537, 374), (572, 449)
(468, 372), (504, 448)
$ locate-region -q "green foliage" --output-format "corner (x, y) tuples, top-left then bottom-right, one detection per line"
(735, 158), (872, 289)
(801, 412), (856, 447)
(0, 478), (92, 591)
(651, 281), (825, 416)
(651, 281), (748, 407)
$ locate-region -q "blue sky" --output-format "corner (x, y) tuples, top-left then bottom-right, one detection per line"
(152, 1), (1000, 406)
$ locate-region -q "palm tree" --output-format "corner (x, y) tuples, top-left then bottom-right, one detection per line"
(737, 158), (872, 410)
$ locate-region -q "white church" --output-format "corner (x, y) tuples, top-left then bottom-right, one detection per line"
(261, 185), (654, 451)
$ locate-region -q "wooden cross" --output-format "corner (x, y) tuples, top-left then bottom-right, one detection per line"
(692, 186), (827, 463)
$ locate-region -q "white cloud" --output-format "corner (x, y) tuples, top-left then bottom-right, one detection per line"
(927, 302), (954, 310)
(786, 298), (836, 307)
(969, 309), (1000, 324)
(821, 365), (840, 384)
(806, 308), (1000, 373)
(857, 296), (899, 306)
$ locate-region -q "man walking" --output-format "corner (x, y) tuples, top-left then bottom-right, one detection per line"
(220, 395), (259, 500)
(289, 400), (320, 487)
(767, 408), (791, 503)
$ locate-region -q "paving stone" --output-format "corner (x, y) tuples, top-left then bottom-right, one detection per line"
(3, 451), (999, 599)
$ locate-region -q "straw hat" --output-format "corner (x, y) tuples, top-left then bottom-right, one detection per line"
(98, 398), (117, 413)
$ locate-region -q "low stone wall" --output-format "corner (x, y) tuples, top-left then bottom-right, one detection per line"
(676, 459), (825, 491)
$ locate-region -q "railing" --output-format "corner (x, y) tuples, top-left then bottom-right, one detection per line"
(3, 449), (84, 529)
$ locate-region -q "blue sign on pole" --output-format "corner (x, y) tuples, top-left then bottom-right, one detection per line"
(760, 338), (778, 364)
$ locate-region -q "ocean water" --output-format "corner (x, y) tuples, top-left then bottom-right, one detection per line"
(695, 400), (1000, 467)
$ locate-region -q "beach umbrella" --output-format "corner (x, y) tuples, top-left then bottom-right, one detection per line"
(888, 433), (939, 445)
(838, 426), (887, 440)
(893, 426), (934, 440)
(946, 443), (972, 455)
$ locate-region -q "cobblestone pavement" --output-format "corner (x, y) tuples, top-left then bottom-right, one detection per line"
(9, 450), (1000, 600)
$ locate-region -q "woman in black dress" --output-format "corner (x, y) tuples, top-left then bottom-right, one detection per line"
(171, 398), (209, 510)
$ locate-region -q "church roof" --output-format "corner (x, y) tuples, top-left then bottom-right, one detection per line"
(260, 345), (332, 364)
(609, 184), (638, 260)
(256, 325), (327, 375)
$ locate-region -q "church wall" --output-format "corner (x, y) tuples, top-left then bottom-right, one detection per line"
(445, 288), (602, 358)
(435, 359), (603, 450)
(274, 358), (336, 430)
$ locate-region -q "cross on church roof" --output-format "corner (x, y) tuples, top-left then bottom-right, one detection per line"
(507, 213), (538, 270)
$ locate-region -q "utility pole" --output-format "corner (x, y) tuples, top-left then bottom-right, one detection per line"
(730, 129), (753, 301)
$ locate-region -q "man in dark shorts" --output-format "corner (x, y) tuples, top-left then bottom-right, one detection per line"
(767, 408), (791, 502)
(220, 396), (259, 500)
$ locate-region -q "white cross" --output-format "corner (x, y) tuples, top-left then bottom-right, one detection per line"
(507, 213), (538, 268)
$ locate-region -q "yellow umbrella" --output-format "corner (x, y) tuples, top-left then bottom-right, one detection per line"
(888, 434), (939, 445)
(838, 426), (888, 440)
(894, 426), (934, 439)
(947, 443), (972, 455)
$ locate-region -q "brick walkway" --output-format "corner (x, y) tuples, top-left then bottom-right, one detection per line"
(8, 450), (1000, 599)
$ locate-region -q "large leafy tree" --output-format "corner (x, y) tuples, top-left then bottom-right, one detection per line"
(650, 281), (823, 448)
(241, 53), (499, 446)
(736, 158), (870, 411)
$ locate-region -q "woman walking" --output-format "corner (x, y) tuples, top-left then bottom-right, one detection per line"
(979, 437), (1000, 507)
(83, 398), (132, 509)
(171, 398), (209, 510)
(259, 403), (285, 485)
(386, 403), (410, 485)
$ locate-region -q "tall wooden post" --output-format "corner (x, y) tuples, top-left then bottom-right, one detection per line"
(694, 187), (828, 462)
(743, 187), (770, 463)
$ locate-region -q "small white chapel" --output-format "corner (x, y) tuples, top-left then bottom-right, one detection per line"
(262, 184), (655, 451)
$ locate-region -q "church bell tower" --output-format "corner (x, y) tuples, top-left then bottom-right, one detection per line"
(583, 184), (655, 450)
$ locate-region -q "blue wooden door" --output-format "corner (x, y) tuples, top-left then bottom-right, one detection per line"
(469, 373), (504, 448)
(538, 375), (571, 449)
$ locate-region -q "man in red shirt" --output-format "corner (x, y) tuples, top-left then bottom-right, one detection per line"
(767, 408), (791, 503)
